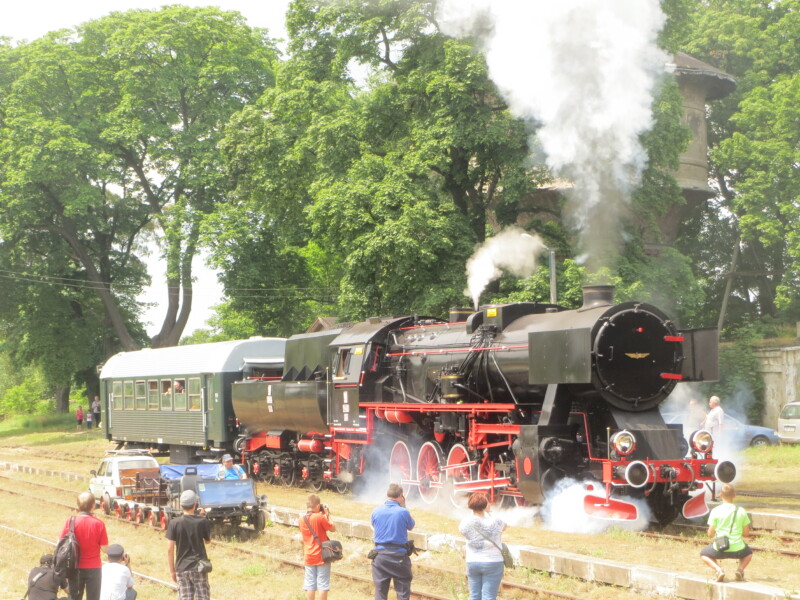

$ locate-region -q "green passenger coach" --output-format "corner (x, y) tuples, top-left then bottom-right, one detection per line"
(99, 337), (286, 463)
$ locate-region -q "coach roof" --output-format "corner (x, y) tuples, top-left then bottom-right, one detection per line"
(99, 337), (286, 379)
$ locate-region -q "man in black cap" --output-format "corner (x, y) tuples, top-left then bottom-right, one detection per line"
(26, 554), (67, 600)
(216, 454), (247, 480)
(167, 489), (212, 600)
(99, 544), (135, 600)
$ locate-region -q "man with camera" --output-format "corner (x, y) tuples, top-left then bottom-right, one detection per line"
(25, 554), (67, 600)
(166, 490), (212, 600)
(370, 483), (416, 600)
(99, 544), (135, 600)
(299, 494), (336, 600)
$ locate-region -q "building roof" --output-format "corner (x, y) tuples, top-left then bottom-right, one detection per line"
(99, 337), (286, 379)
(668, 52), (737, 100)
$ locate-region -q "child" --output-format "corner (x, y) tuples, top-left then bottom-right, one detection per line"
(85, 410), (93, 430)
(76, 406), (83, 430)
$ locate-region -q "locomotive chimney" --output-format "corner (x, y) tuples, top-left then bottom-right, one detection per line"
(581, 285), (614, 309)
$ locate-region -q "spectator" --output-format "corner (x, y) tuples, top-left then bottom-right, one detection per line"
(76, 406), (83, 431)
(700, 484), (753, 582)
(299, 494), (336, 600)
(216, 454), (247, 480)
(59, 492), (108, 600)
(26, 554), (67, 600)
(686, 398), (707, 430)
(458, 492), (507, 600)
(371, 483), (415, 600)
(99, 544), (136, 600)
(85, 410), (93, 430)
(91, 396), (101, 428)
(703, 396), (725, 440)
(167, 490), (212, 600)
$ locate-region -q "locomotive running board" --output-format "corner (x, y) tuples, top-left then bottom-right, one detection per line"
(681, 491), (709, 520)
(583, 495), (639, 521)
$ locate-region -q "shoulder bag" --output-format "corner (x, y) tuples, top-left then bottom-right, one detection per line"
(713, 506), (740, 552)
(303, 515), (343, 563)
(472, 524), (514, 568)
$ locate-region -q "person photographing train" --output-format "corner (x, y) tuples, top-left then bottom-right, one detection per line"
(700, 484), (753, 582)
(216, 454), (247, 480)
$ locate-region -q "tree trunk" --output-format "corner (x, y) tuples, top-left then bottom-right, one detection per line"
(55, 386), (71, 414)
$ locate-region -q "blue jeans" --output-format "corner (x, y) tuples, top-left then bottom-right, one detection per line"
(466, 561), (504, 600)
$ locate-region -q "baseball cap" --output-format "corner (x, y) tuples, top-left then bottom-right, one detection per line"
(180, 489), (198, 508)
(221, 454), (233, 462)
(40, 554), (54, 565)
(107, 544), (125, 560)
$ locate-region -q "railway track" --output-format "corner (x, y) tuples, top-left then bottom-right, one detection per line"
(737, 490), (800, 500)
(0, 476), (592, 600)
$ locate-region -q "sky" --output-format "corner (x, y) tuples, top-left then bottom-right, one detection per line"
(1, 1), (291, 335)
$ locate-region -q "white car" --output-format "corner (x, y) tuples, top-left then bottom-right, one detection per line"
(89, 450), (160, 513)
(778, 402), (800, 445)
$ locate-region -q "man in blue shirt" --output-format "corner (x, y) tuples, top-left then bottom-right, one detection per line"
(370, 483), (415, 600)
(217, 454), (247, 480)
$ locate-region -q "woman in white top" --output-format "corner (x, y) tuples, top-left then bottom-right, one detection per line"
(458, 492), (506, 600)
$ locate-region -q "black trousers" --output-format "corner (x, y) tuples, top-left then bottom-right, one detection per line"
(372, 552), (412, 600)
(67, 568), (101, 600)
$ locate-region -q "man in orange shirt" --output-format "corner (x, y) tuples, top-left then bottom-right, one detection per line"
(298, 494), (336, 600)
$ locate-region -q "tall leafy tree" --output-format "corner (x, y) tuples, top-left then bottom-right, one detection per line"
(0, 7), (277, 354)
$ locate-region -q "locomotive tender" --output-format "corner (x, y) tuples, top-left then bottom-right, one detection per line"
(235, 285), (734, 525)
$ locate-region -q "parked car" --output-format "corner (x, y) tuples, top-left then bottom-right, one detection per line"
(778, 402), (800, 445)
(661, 412), (779, 449)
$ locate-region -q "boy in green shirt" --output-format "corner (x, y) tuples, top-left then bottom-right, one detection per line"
(700, 484), (753, 582)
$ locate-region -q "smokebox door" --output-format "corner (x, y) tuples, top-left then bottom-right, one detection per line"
(528, 328), (592, 384)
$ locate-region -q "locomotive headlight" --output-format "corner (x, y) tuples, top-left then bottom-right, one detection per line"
(690, 430), (714, 454)
(611, 430), (636, 456)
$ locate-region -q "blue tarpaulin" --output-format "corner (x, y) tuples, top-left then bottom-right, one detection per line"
(159, 464), (219, 480)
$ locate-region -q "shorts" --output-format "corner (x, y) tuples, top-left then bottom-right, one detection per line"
(700, 543), (753, 560)
(303, 564), (331, 591)
(176, 570), (210, 600)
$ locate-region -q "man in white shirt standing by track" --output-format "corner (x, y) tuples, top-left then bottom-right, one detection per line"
(703, 395), (724, 442)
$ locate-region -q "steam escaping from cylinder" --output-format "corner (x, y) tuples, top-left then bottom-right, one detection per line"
(438, 0), (668, 272)
(465, 227), (546, 308)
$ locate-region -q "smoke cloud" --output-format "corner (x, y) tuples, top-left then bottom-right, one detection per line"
(438, 0), (668, 272)
(464, 227), (546, 308)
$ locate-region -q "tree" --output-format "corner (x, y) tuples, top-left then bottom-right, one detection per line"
(0, 7), (277, 354)
(678, 0), (800, 326)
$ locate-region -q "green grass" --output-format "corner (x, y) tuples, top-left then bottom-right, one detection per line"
(740, 443), (800, 468)
(0, 413), (75, 437)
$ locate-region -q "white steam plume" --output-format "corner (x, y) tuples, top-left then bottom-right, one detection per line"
(439, 0), (668, 272)
(465, 227), (545, 308)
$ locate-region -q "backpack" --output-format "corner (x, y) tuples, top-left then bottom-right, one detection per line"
(54, 516), (81, 577)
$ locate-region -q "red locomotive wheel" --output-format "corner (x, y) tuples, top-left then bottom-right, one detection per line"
(416, 441), (444, 504)
(126, 506), (134, 521)
(389, 441), (414, 497)
(148, 510), (156, 527)
(113, 501), (121, 519)
(446, 443), (476, 508)
(136, 508), (146, 524)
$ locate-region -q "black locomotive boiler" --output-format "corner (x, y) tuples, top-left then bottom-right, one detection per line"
(234, 285), (734, 525)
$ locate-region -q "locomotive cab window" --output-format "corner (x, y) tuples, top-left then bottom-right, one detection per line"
(334, 349), (352, 378)
(188, 378), (201, 410)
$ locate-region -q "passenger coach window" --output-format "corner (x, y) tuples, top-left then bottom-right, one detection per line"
(112, 381), (122, 410)
(123, 381), (134, 410)
(160, 380), (172, 410)
(135, 381), (146, 410)
(174, 379), (187, 410)
(147, 380), (159, 409)
(188, 378), (201, 410)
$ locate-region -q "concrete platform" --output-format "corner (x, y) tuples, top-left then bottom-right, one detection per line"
(3, 461), (798, 599)
(270, 504), (799, 600)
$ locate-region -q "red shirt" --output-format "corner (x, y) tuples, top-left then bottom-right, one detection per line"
(60, 513), (108, 569)
(299, 512), (333, 566)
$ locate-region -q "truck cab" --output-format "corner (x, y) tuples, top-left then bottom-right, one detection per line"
(89, 450), (160, 513)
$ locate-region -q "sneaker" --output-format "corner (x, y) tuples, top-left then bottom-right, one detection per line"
(735, 570), (745, 582)
(715, 570), (725, 582)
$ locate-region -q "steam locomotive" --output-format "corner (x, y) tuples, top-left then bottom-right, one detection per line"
(233, 285), (734, 525)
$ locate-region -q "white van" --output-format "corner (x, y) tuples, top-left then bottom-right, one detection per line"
(89, 450), (160, 512)
(778, 402), (800, 445)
